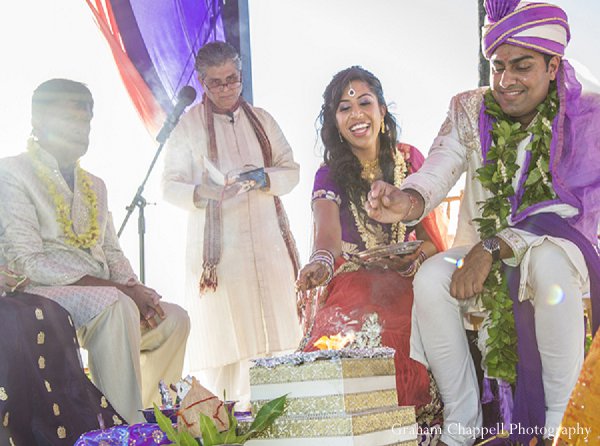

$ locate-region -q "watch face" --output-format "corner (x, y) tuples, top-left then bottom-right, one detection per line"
(483, 238), (499, 250)
(482, 237), (500, 260)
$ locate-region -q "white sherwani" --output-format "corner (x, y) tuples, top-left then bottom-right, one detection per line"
(0, 150), (135, 327)
(0, 147), (190, 423)
(402, 88), (588, 445)
(162, 103), (302, 382)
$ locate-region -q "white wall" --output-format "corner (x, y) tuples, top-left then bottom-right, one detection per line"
(0, 1), (598, 310)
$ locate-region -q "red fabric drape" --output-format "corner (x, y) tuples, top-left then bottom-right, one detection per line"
(85, 0), (166, 134)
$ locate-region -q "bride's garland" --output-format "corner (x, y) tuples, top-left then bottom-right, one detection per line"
(350, 149), (407, 248)
(27, 139), (100, 249)
(335, 150), (409, 277)
(474, 86), (558, 383)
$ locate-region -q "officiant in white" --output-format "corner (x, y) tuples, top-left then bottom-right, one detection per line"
(162, 41), (301, 406)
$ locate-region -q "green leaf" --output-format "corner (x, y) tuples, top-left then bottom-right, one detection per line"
(244, 394), (287, 438)
(221, 410), (239, 443)
(478, 86), (558, 385)
(524, 169), (541, 186)
(179, 432), (200, 446)
(198, 413), (223, 446)
(154, 403), (179, 444)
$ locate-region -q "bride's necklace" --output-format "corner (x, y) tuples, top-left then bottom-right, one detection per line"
(359, 158), (382, 182)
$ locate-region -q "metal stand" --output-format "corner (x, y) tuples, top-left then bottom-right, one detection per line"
(117, 141), (165, 283)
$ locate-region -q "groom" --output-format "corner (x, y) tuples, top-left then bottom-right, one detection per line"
(367, 1), (600, 445)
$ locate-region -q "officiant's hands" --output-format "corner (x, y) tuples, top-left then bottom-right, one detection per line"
(194, 172), (246, 202)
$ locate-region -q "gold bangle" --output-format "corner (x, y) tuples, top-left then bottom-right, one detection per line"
(403, 192), (417, 221)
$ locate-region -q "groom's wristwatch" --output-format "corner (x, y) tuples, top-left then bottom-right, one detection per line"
(481, 237), (501, 262)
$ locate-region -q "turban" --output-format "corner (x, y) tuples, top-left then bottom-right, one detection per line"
(482, 0), (570, 59)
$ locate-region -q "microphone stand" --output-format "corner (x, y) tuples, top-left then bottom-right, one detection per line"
(117, 141), (165, 283)
(118, 85), (196, 283)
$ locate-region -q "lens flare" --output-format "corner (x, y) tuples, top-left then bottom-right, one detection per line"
(547, 284), (565, 305)
(443, 257), (464, 269)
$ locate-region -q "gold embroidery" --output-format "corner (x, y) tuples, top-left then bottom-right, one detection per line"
(35, 308), (44, 320)
(9, 437), (15, 446)
(438, 116), (453, 137)
(67, 315), (73, 327)
(112, 415), (123, 425)
(37, 331), (45, 345)
(0, 387), (7, 401)
(349, 150), (407, 251)
(57, 426), (66, 439)
(340, 241), (359, 255)
(3, 412), (8, 427)
(100, 396), (108, 408)
(334, 261), (362, 276)
(53, 403), (60, 416)
(38, 356), (46, 369)
(45, 380), (52, 392)
(453, 89), (485, 157)
(152, 430), (165, 442)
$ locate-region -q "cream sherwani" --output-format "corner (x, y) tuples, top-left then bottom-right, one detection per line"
(162, 103), (301, 403)
(0, 147), (190, 423)
(402, 89), (588, 445)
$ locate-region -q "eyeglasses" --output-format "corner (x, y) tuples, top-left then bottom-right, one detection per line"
(205, 78), (242, 93)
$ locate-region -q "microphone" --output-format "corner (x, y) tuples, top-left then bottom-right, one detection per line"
(226, 111), (235, 124)
(156, 86), (197, 143)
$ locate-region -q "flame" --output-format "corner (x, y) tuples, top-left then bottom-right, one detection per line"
(313, 332), (355, 350)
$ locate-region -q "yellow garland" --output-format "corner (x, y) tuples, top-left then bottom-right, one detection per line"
(349, 149), (407, 250)
(27, 140), (100, 249)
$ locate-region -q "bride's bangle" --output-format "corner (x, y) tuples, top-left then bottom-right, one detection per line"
(398, 250), (428, 277)
(402, 192), (418, 222)
(310, 249), (335, 286)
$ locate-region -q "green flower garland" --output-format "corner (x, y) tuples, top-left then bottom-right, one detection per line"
(474, 86), (558, 383)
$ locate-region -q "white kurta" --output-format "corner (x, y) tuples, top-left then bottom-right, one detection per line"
(0, 146), (191, 423)
(0, 149), (136, 327)
(162, 103), (302, 371)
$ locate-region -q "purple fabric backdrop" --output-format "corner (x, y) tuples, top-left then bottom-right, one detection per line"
(111, 0), (225, 113)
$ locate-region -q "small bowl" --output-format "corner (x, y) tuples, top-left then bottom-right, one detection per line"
(140, 405), (179, 424)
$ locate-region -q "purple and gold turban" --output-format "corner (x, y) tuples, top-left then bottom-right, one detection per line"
(482, 0), (570, 59)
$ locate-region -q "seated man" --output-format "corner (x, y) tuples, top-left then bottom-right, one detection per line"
(366, 1), (600, 445)
(0, 79), (190, 424)
(1, 266), (122, 445)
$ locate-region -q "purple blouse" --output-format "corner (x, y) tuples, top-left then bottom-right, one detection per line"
(312, 165), (399, 252)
